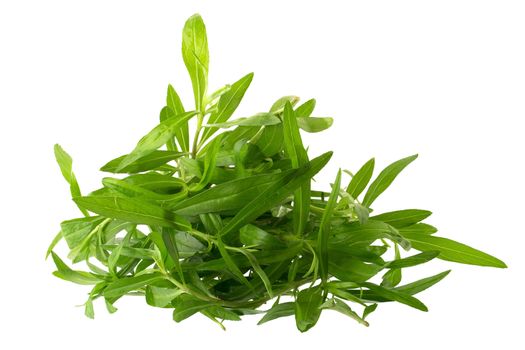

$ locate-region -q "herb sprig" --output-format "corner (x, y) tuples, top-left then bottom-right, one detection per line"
(47, 14), (506, 332)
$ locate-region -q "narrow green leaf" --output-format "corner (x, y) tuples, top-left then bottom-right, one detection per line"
(117, 110), (196, 171)
(296, 117), (333, 133)
(239, 224), (284, 249)
(318, 169), (342, 284)
(51, 252), (101, 285)
(362, 154), (418, 208)
(346, 158), (375, 199)
(100, 150), (184, 174)
(319, 298), (369, 326)
(269, 96), (299, 114)
(371, 209), (432, 228)
(54, 144), (89, 216)
(74, 195), (190, 230)
(295, 98), (316, 117)
(295, 286), (323, 332)
(359, 282), (428, 311)
(258, 302), (295, 325)
(283, 102), (310, 235)
(146, 285), (183, 308)
(108, 230), (132, 276)
(46, 231), (63, 259)
(381, 244), (402, 288)
(182, 14), (209, 111)
(395, 270), (451, 295)
(363, 304), (378, 319)
(206, 113), (280, 128)
(217, 152), (332, 240)
(200, 73), (254, 143)
(172, 294), (214, 322)
(167, 84), (189, 152)
(103, 273), (164, 298)
(386, 250), (440, 269)
(162, 227), (185, 283)
(399, 223), (438, 235)
(401, 232), (507, 268)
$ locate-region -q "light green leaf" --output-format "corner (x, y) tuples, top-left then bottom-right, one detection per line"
(362, 154), (418, 208)
(167, 84), (189, 152)
(103, 272), (164, 298)
(346, 158), (375, 199)
(101, 150), (184, 174)
(295, 98), (316, 117)
(206, 113), (280, 128)
(386, 250), (440, 269)
(54, 144), (89, 216)
(182, 14), (209, 111)
(295, 286), (323, 332)
(319, 298), (369, 326)
(258, 302), (295, 325)
(283, 102), (310, 235)
(51, 252), (101, 285)
(401, 232), (507, 268)
(371, 209), (432, 228)
(318, 169), (341, 284)
(74, 195), (190, 230)
(200, 73), (254, 143)
(359, 282), (428, 311)
(296, 117), (333, 133)
(117, 110), (196, 171)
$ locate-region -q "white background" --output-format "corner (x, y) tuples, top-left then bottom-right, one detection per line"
(1, 0), (523, 348)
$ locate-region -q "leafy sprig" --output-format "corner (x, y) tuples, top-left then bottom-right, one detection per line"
(47, 13), (506, 332)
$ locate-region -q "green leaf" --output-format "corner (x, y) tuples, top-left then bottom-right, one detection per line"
(283, 102), (310, 235)
(362, 154), (418, 208)
(46, 231), (63, 259)
(346, 158), (375, 199)
(103, 273), (164, 298)
(146, 285), (183, 308)
(54, 144), (89, 216)
(108, 230), (132, 276)
(359, 282), (428, 311)
(172, 294), (214, 322)
(381, 244), (402, 288)
(206, 113), (280, 128)
(371, 209), (432, 228)
(295, 286), (323, 332)
(51, 252), (101, 285)
(363, 303), (377, 319)
(318, 169), (341, 284)
(117, 110), (197, 171)
(239, 224), (284, 249)
(296, 117), (333, 133)
(200, 73), (254, 143)
(295, 98), (316, 117)
(399, 223), (438, 235)
(401, 232), (507, 268)
(172, 170), (295, 216)
(395, 270), (451, 295)
(73, 195), (190, 230)
(190, 134), (224, 192)
(182, 14), (209, 111)
(167, 84), (189, 152)
(162, 227), (185, 283)
(269, 95), (299, 114)
(258, 302), (295, 325)
(319, 298), (369, 326)
(217, 152), (332, 241)
(386, 250), (440, 269)
(100, 150), (184, 174)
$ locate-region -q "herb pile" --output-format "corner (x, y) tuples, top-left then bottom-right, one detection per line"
(47, 14), (506, 332)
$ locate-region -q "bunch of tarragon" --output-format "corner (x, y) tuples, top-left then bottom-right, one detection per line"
(47, 14), (506, 332)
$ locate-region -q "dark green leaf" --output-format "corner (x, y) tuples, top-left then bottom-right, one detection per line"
(386, 250), (440, 269)
(104, 273), (164, 298)
(257, 302), (295, 325)
(359, 282), (428, 311)
(51, 252), (101, 285)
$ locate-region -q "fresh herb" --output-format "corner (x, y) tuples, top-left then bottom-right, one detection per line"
(47, 13), (506, 332)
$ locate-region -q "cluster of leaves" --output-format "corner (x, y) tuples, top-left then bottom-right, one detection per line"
(47, 14), (506, 332)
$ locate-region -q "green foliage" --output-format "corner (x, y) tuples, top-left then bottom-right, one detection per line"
(48, 13), (506, 332)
